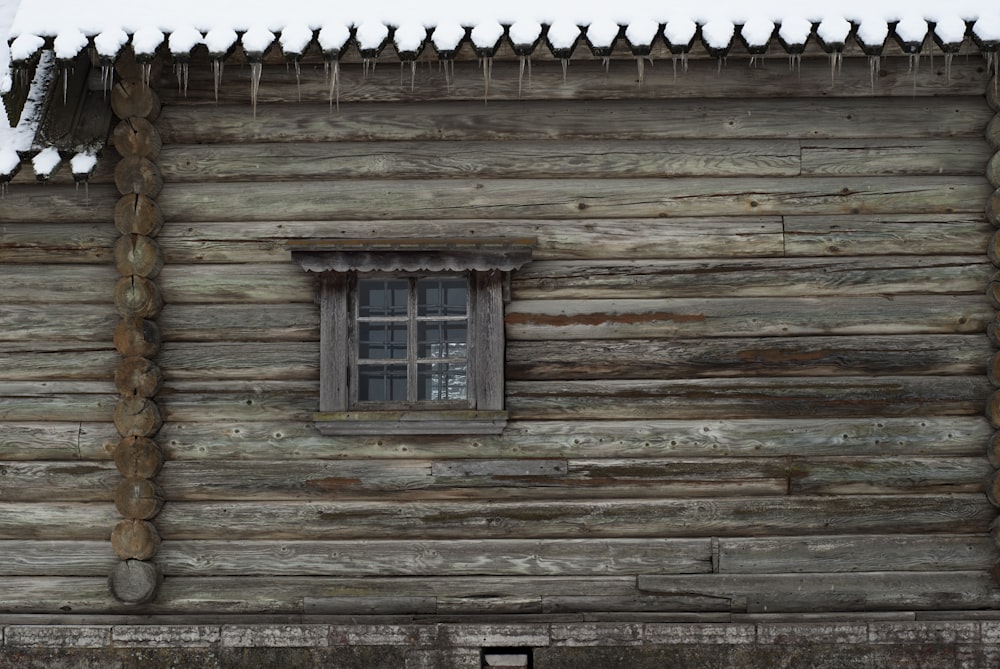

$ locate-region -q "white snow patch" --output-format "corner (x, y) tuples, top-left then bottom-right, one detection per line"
(742, 17), (775, 46)
(628, 18), (661, 47)
(356, 21), (389, 51)
(856, 18), (889, 46)
(31, 145), (60, 176)
(509, 20), (541, 47)
(242, 26), (275, 54)
(394, 23), (426, 52)
(52, 28), (86, 59)
(204, 27), (237, 54)
(778, 17), (812, 45)
(934, 15), (967, 44)
(430, 22), (465, 51)
(9, 32), (43, 63)
(587, 20), (620, 48)
(470, 20), (504, 49)
(318, 24), (351, 52)
(817, 16), (851, 44)
(168, 26), (203, 54)
(70, 150), (97, 175)
(973, 15), (1000, 41)
(895, 16), (928, 43)
(547, 21), (580, 50)
(0, 147), (19, 175)
(132, 27), (164, 55)
(279, 24), (314, 54)
(94, 28), (128, 57)
(662, 18), (696, 46)
(702, 20), (735, 49)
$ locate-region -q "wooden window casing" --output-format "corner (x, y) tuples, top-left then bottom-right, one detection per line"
(289, 238), (533, 435)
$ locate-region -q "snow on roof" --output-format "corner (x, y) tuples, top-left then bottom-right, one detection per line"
(3, 0), (1000, 178)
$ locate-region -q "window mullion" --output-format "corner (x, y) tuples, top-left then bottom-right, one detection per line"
(407, 277), (418, 403)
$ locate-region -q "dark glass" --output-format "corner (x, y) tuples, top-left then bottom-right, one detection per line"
(358, 323), (407, 359)
(417, 322), (467, 358)
(417, 363), (467, 401)
(358, 365), (407, 401)
(417, 278), (467, 316)
(358, 279), (408, 317)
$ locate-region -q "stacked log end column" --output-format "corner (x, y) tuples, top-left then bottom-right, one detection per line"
(986, 71), (1000, 584)
(107, 53), (166, 605)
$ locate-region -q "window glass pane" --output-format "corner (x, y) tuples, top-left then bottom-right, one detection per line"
(359, 323), (408, 359)
(418, 322), (467, 358)
(359, 279), (408, 317)
(418, 363), (467, 401)
(358, 364), (407, 401)
(417, 278), (467, 316)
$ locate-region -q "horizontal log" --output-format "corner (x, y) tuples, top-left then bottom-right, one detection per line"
(0, 538), (710, 577)
(800, 138), (992, 176)
(0, 348), (117, 380)
(0, 462), (117, 502)
(0, 422), (89, 460)
(0, 266), (117, 304)
(0, 393), (116, 422)
(0, 184), (119, 224)
(153, 56), (991, 106)
(0, 222), (117, 264)
(635, 572), (1000, 612)
(148, 495), (995, 540)
(159, 342), (318, 380)
(0, 304), (116, 343)
(718, 535), (997, 574)
(508, 335), (992, 379)
(506, 296), (991, 340)
(787, 456), (990, 495)
(155, 97), (993, 145)
(506, 376), (991, 420)
(159, 139), (802, 181)
(512, 256), (991, 300)
(0, 503), (118, 540)
(155, 176), (990, 222)
(155, 217), (786, 263)
(70, 415), (994, 464)
(158, 304), (318, 341)
(783, 214), (991, 256)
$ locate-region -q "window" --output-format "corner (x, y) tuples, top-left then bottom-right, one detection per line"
(289, 238), (534, 435)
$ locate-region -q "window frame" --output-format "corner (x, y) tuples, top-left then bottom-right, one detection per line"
(289, 238), (533, 435)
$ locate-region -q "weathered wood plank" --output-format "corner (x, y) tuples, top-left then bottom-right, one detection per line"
(512, 257), (991, 299)
(155, 98), (993, 145)
(0, 423), (87, 460)
(158, 304), (318, 342)
(787, 456), (991, 495)
(0, 305), (117, 342)
(152, 538), (711, 577)
(0, 462), (117, 502)
(159, 342), (318, 380)
(801, 138), (992, 176)
(156, 218), (786, 263)
(635, 572), (1000, 612)
(159, 139), (802, 181)
(153, 57), (991, 105)
(506, 296), (991, 340)
(506, 376), (991, 420)
(783, 214), (991, 256)
(78, 416), (991, 461)
(154, 177), (990, 222)
(150, 495), (994, 539)
(508, 335), (992, 379)
(0, 222), (117, 264)
(0, 541), (117, 576)
(718, 535), (997, 573)
(0, 348), (117, 380)
(0, 503), (117, 540)
(157, 265), (314, 304)
(0, 184), (117, 223)
(0, 391), (116, 423)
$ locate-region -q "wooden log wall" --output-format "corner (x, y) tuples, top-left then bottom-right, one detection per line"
(0, 49), (999, 619)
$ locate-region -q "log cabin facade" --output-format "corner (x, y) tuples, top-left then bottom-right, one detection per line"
(4, 3), (1000, 666)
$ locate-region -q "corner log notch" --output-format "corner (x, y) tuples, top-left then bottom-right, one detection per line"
(107, 50), (166, 605)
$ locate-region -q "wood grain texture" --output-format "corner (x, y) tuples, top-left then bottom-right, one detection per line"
(784, 214), (990, 256)
(155, 98), (993, 145)
(154, 176), (990, 222)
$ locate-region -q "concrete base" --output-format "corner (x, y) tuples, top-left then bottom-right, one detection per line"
(1, 621), (998, 668)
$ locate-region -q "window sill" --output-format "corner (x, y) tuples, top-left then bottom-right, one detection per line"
(313, 410), (508, 435)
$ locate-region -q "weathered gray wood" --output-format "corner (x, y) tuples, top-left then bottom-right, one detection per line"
(0, 222), (117, 264)
(0, 393), (116, 422)
(110, 79), (160, 121)
(0, 461), (117, 502)
(158, 342), (318, 380)
(155, 176), (990, 222)
(157, 264), (313, 304)
(0, 503), (118, 539)
(114, 193), (163, 236)
(112, 396), (162, 437)
(113, 357), (163, 397)
(718, 535), (997, 573)
(153, 538), (711, 576)
(114, 436), (163, 478)
(114, 477), (164, 520)
(508, 335), (991, 379)
(506, 376), (990, 420)
(800, 138), (992, 176)
(158, 304), (318, 341)
(506, 296), (991, 340)
(0, 541), (118, 576)
(150, 495), (995, 539)
(108, 558), (161, 605)
(155, 217), (786, 263)
(0, 348), (118, 380)
(787, 456), (991, 495)
(114, 234), (164, 278)
(152, 56), (991, 105)
(0, 266), (117, 303)
(114, 157), (163, 198)
(635, 572), (1000, 612)
(155, 98), (993, 145)
(784, 214), (990, 256)
(158, 139), (802, 181)
(0, 423), (89, 460)
(78, 416), (990, 461)
(512, 257), (991, 299)
(113, 318), (161, 358)
(114, 275), (163, 318)
(112, 117), (162, 160)
(0, 183), (118, 223)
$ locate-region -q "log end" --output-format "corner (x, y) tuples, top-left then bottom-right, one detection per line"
(108, 559), (162, 604)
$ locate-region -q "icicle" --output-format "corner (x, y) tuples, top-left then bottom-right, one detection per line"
(788, 53), (802, 73)
(1, 182), (7, 198)
(410, 61), (417, 92)
(749, 55), (758, 69)
(636, 56), (644, 85)
(517, 56), (527, 97)
(868, 55), (880, 94)
(141, 62), (151, 89)
(294, 61), (302, 102)
(101, 64), (113, 96)
(560, 58), (569, 84)
(601, 56), (610, 73)
(363, 58), (377, 78)
(212, 58), (224, 102)
(480, 57), (493, 104)
(326, 60), (340, 112)
(717, 56), (726, 75)
(175, 62), (189, 96)
(249, 61), (262, 119)
(62, 67), (69, 104)
(909, 53), (919, 95)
